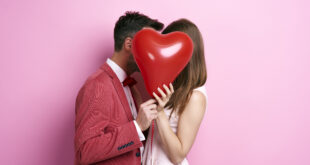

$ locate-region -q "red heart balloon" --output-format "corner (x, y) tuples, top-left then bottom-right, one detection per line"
(132, 28), (193, 97)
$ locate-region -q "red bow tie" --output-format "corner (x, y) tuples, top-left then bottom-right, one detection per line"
(122, 76), (137, 87)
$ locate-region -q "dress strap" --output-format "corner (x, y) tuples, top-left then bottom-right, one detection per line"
(193, 85), (207, 98)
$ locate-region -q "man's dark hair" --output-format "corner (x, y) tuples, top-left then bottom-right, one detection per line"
(114, 11), (164, 51)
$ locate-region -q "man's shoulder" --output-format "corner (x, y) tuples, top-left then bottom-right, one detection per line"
(90, 67), (110, 82)
(79, 67), (114, 94)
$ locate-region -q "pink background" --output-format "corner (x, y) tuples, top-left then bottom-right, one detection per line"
(1, 0), (310, 164)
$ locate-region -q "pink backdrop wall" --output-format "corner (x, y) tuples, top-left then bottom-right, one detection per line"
(1, 0), (309, 164)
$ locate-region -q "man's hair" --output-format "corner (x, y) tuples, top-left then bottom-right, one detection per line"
(114, 11), (164, 51)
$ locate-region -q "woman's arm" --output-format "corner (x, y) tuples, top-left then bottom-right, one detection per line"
(153, 85), (207, 164)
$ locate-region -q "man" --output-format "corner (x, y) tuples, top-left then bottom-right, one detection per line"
(74, 12), (164, 165)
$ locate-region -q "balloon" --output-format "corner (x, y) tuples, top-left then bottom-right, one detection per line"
(132, 28), (193, 97)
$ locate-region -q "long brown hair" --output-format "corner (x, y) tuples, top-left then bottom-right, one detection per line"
(163, 19), (207, 119)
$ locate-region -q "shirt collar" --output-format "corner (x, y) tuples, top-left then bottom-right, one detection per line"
(106, 58), (127, 82)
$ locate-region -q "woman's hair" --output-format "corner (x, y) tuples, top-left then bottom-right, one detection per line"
(162, 19), (207, 119)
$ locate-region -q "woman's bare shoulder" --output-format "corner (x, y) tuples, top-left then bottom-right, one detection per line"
(182, 90), (207, 116)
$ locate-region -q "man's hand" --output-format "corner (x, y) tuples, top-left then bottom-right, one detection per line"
(136, 99), (158, 131)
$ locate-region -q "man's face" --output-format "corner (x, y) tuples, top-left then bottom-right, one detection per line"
(126, 28), (153, 74)
(127, 53), (140, 74)
(126, 27), (153, 74)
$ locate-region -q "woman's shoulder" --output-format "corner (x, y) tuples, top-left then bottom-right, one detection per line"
(193, 85), (207, 99)
(179, 86), (207, 122)
(191, 89), (207, 105)
(191, 85), (208, 110)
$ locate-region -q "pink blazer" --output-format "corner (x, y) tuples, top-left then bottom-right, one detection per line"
(74, 62), (142, 165)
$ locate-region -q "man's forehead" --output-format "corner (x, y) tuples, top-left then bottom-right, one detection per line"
(142, 27), (154, 30)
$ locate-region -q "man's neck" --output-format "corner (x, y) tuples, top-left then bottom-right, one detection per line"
(110, 51), (130, 75)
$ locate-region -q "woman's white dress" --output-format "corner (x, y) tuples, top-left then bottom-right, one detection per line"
(142, 85), (208, 165)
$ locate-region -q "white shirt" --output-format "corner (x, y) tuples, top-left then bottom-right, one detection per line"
(106, 58), (145, 160)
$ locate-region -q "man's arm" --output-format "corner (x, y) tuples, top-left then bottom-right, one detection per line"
(130, 85), (146, 140)
(75, 81), (142, 164)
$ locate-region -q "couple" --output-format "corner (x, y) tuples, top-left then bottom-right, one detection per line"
(74, 11), (207, 165)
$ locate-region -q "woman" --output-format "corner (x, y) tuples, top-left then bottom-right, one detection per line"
(142, 19), (208, 165)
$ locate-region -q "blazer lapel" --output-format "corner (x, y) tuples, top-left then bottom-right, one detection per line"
(129, 86), (141, 114)
(101, 62), (133, 121)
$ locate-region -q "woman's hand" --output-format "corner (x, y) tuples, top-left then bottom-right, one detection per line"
(152, 83), (174, 112)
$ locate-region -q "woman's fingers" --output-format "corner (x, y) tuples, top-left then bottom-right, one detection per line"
(163, 84), (171, 96)
(169, 83), (174, 93)
(152, 83), (175, 112)
(157, 87), (167, 98)
(153, 92), (162, 104)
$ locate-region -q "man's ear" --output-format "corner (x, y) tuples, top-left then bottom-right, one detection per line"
(124, 37), (132, 52)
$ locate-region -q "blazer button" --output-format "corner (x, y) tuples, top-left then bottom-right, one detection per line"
(136, 152), (140, 157)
